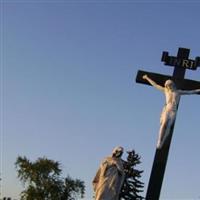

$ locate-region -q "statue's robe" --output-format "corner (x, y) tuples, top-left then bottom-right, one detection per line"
(93, 156), (125, 200)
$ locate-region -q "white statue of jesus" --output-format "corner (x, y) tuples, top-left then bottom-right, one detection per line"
(143, 74), (200, 149)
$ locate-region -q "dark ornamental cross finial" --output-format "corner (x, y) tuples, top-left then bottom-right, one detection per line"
(136, 48), (200, 200)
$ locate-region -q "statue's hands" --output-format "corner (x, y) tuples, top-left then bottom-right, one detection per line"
(143, 74), (148, 80)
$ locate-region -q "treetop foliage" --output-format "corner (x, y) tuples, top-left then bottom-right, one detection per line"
(15, 156), (85, 200)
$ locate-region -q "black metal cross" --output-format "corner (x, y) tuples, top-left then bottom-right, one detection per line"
(136, 48), (200, 200)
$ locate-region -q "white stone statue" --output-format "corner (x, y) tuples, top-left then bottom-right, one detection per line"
(143, 74), (200, 149)
(92, 146), (125, 200)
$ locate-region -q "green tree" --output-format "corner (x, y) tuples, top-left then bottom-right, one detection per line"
(15, 156), (85, 200)
(120, 150), (144, 200)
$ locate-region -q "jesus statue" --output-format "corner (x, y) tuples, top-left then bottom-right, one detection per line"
(143, 74), (200, 149)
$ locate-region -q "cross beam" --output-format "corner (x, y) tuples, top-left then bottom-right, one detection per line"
(135, 48), (200, 200)
(136, 70), (200, 91)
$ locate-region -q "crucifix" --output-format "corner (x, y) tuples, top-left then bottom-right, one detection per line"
(136, 48), (200, 200)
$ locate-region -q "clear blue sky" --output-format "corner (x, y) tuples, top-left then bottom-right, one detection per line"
(1, 0), (200, 199)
